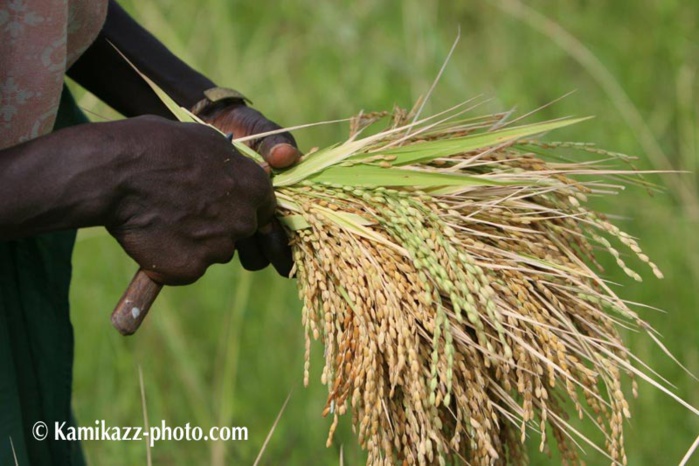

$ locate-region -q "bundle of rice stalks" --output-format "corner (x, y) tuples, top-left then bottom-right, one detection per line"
(142, 72), (688, 464)
(262, 104), (669, 466)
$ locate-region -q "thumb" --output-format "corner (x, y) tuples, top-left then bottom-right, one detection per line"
(204, 105), (301, 169)
(258, 138), (301, 169)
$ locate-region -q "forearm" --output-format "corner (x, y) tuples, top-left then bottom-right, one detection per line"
(67, 0), (215, 118)
(0, 124), (121, 240)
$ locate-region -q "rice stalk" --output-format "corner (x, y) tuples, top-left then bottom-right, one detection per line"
(272, 105), (673, 465)
(131, 70), (689, 464)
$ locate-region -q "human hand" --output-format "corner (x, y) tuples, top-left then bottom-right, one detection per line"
(196, 100), (300, 274)
(104, 115), (291, 284)
(197, 101), (301, 170)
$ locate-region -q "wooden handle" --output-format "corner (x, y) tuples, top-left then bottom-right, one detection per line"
(111, 270), (163, 336)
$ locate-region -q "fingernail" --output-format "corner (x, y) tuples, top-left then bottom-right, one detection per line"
(269, 143), (300, 168)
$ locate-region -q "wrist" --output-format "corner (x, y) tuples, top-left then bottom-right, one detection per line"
(0, 123), (124, 239)
(190, 86), (250, 119)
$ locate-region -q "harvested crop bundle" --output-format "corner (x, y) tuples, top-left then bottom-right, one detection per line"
(134, 69), (689, 464)
(269, 105), (667, 465)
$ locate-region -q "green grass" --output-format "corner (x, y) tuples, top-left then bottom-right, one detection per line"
(69, 0), (698, 464)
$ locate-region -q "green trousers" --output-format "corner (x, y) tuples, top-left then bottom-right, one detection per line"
(1, 87), (87, 466)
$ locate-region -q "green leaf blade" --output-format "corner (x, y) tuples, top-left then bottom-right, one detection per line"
(380, 117), (592, 166)
(307, 165), (522, 187)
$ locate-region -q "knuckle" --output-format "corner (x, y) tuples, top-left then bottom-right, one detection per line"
(155, 248), (209, 286)
(188, 121), (220, 138)
(162, 120), (221, 147)
(145, 265), (198, 287)
(237, 222), (258, 241)
(217, 249), (236, 264)
(163, 262), (206, 286)
(211, 239), (236, 264)
(181, 258), (208, 285)
(231, 211), (258, 240)
(236, 158), (273, 205)
(133, 114), (158, 124)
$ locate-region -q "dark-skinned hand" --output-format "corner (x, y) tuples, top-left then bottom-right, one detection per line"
(107, 112), (298, 284)
(196, 102), (301, 275)
(0, 113), (298, 286)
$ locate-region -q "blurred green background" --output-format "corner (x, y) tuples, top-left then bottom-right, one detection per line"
(68, 0), (698, 464)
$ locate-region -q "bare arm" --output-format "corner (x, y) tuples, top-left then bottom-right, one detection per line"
(67, 0), (215, 117)
(0, 123), (122, 239)
(0, 117), (285, 283)
(3, 0), (298, 278)
(67, 1), (300, 169)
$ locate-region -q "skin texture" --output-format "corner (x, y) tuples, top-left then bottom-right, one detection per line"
(198, 102), (301, 169)
(104, 117), (284, 284)
(0, 117), (285, 284)
(196, 103), (300, 274)
(1, 0), (301, 283)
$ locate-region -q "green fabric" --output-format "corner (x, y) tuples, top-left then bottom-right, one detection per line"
(1, 87), (87, 466)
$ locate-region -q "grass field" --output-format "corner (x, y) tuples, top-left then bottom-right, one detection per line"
(68, 0), (698, 464)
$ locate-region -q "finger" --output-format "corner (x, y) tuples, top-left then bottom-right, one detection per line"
(256, 218), (294, 277)
(236, 236), (270, 271)
(258, 139), (301, 169)
(206, 106), (300, 169)
(208, 238), (236, 265)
